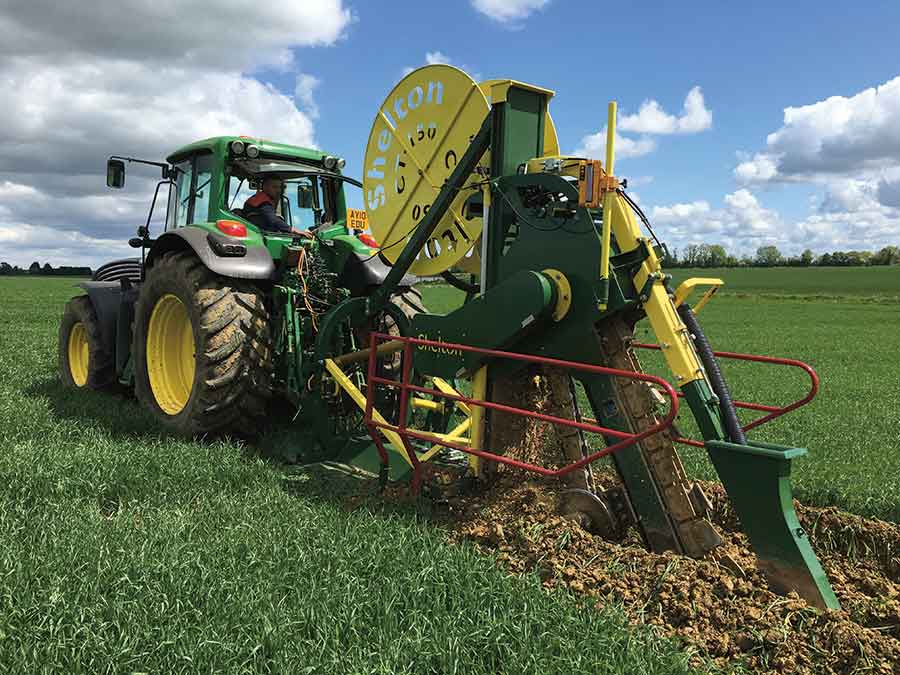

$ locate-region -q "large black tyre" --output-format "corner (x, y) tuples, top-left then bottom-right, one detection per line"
(379, 286), (425, 347)
(132, 250), (273, 437)
(390, 286), (425, 325)
(58, 295), (117, 390)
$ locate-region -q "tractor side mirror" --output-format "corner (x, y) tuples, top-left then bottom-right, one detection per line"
(297, 182), (316, 210)
(107, 159), (126, 189)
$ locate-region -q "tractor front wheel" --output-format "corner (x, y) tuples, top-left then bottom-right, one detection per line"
(58, 295), (116, 390)
(132, 251), (273, 437)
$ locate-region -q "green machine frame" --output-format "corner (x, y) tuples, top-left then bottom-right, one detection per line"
(332, 81), (837, 610)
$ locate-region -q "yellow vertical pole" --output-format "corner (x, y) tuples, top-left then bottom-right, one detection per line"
(469, 366), (488, 476)
(599, 101), (617, 310)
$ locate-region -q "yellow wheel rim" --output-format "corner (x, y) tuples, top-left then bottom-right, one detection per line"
(67, 321), (89, 387)
(146, 294), (196, 415)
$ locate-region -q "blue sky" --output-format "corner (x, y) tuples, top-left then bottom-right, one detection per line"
(2, 0), (900, 266)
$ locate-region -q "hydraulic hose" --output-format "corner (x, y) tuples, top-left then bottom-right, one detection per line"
(677, 304), (747, 444)
(440, 271), (479, 296)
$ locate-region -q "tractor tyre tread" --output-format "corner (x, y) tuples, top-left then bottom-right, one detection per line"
(133, 250), (273, 437)
(391, 286), (425, 322)
(58, 295), (117, 391)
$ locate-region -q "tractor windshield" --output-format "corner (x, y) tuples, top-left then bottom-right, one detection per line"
(226, 157), (338, 232)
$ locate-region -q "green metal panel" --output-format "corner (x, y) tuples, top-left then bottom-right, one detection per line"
(681, 378), (726, 441)
(484, 85), (551, 291)
(411, 270), (556, 378)
(706, 440), (840, 610)
(166, 136), (325, 165)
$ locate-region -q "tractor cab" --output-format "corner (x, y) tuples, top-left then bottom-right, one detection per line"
(105, 136), (375, 276)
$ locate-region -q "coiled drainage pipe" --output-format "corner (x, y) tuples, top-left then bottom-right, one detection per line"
(677, 304), (747, 445)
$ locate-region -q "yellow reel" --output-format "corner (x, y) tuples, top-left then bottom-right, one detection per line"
(363, 65), (489, 277)
(363, 66), (560, 277)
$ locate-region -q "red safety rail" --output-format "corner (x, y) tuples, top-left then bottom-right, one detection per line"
(363, 332), (680, 493)
(631, 342), (819, 448)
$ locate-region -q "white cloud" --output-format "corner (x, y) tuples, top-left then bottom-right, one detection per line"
(401, 52), (480, 80)
(734, 76), (900, 188)
(649, 190), (781, 254)
(733, 153), (779, 183)
(651, 200), (711, 222)
(403, 51), (455, 77)
(648, 187), (900, 257)
(470, 0), (551, 24)
(574, 128), (656, 160)
(574, 87), (711, 162)
(878, 177), (900, 208)
(0, 222), (132, 269)
(0, 2), (350, 266)
(426, 51), (453, 66)
(619, 87), (712, 135)
(294, 73), (321, 119)
(0, 2), (352, 70)
(819, 180), (879, 214)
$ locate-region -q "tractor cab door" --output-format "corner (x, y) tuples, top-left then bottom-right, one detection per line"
(166, 152), (214, 231)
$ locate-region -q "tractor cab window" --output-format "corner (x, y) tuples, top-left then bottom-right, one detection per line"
(225, 172), (336, 232)
(284, 176), (323, 230)
(193, 154), (213, 222)
(166, 153), (214, 230)
(225, 155), (339, 233)
(168, 158), (192, 230)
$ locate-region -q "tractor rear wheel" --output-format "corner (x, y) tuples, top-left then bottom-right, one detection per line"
(377, 286), (425, 372)
(58, 295), (116, 390)
(132, 251), (273, 437)
(390, 287), (426, 324)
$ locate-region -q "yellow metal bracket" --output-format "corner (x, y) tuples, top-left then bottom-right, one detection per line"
(431, 377), (472, 416)
(673, 277), (724, 314)
(542, 268), (572, 321)
(598, 101), (618, 311)
(323, 358), (414, 466)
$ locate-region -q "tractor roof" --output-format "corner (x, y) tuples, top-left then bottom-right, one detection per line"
(166, 136), (324, 164)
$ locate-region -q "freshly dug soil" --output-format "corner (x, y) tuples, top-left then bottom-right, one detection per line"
(437, 475), (900, 674)
(345, 371), (899, 672)
(445, 372), (899, 672)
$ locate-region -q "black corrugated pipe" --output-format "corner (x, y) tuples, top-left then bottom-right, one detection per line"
(677, 304), (747, 444)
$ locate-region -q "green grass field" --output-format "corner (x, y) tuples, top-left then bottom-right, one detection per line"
(0, 277), (696, 673)
(424, 275), (900, 521)
(2, 268), (898, 672)
(668, 265), (900, 301)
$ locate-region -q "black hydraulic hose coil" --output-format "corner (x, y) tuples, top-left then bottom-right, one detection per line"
(677, 304), (747, 445)
(440, 271), (479, 295)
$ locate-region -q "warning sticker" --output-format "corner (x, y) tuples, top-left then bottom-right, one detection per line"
(347, 208), (369, 231)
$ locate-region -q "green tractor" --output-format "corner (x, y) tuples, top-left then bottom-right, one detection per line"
(58, 135), (423, 438)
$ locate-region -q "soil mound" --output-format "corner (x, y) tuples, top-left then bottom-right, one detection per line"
(437, 475), (900, 674)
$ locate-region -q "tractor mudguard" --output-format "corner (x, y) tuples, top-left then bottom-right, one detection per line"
(338, 251), (417, 295)
(77, 280), (141, 376)
(147, 227), (275, 280)
(76, 281), (122, 358)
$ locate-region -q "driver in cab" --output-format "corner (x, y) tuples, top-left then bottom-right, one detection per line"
(243, 175), (311, 238)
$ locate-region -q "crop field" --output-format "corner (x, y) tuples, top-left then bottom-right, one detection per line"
(427, 274), (900, 521)
(0, 277), (696, 672)
(668, 266), (900, 301)
(2, 270), (899, 672)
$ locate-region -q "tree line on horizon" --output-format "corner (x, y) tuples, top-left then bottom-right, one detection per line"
(0, 261), (92, 276)
(662, 244), (900, 268)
